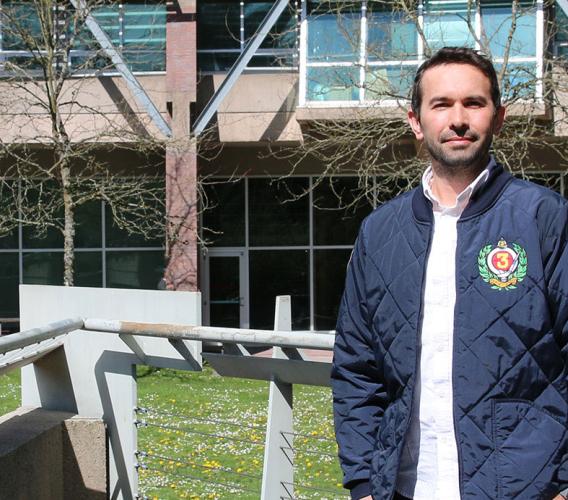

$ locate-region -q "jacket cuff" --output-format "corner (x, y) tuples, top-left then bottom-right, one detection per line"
(349, 480), (371, 499)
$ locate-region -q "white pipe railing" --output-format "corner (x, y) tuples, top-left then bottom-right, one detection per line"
(82, 318), (335, 351)
(10, 288), (336, 500)
(0, 317), (84, 355)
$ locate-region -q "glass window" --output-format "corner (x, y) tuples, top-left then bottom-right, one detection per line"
(75, 201), (102, 248)
(313, 177), (370, 246)
(424, 2), (476, 52)
(496, 62), (537, 100)
(2, 2), (166, 73)
(197, 1), (241, 70)
(248, 178), (309, 246)
(244, 1), (297, 50)
(0, 182), (19, 249)
(23, 252), (64, 285)
(202, 181), (246, 247)
(364, 65), (415, 100)
(314, 249), (351, 330)
(23, 226), (63, 249)
(23, 201), (101, 249)
(0, 253), (20, 319)
(21, 184), (63, 249)
(197, 1), (241, 50)
(247, 54), (296, 67)
(92, 5), (121, 46)
(249, 250), (309, 330)
(367, 7), (417, 61)
(0, 229), (19, 250)
(209, 256), (241, 327)
(197, 52), (240, 72)
(106, 250), (164, 289)
(197, 1), (297, 71)
(122, 2), (167, 72)
(306, 66), (360, 101)
(2, 2), (43, 51)
(556, 5), (568, 47)
(75, 251), (103, 287)
(481, 2), (536, 58)
(105, 183), (165, 248)
(307, 2), (360, 62)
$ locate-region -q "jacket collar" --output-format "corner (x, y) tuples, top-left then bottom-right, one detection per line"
(412, 162), (513, 224)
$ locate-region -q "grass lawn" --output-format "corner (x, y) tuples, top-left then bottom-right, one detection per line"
(0, 369), (20, 416)
(0, 365), (346, 499)
(137, 365), (346, 500)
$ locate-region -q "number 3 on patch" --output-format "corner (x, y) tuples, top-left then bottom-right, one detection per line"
(478, 239), (527, 291)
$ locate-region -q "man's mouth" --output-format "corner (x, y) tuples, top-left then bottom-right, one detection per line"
(442, 135), (478, 146)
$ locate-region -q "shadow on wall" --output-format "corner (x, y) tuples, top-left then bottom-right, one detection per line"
(0, 406), (107, 500)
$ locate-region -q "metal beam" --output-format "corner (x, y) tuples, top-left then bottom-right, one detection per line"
(0, 337), (66, 375)
(202, 352), (332, 386)
(192, 0), (290, 136)
(83, 318), (335, 350)
(70, 0), (172, 137)
(0, 317), (83, 355)
(558, 0), (568, 17)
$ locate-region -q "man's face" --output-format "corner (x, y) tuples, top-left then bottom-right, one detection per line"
(407, 63), (505, 172)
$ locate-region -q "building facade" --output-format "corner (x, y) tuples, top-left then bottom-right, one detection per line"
(1, 0), (568, 333)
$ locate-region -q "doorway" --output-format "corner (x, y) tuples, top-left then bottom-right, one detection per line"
(202, 249), (249, 328)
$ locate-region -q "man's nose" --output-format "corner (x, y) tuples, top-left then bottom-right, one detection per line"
(449, 105), (468, 130)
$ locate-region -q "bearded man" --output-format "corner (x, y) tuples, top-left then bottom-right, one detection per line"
(332, 47), (568, 500)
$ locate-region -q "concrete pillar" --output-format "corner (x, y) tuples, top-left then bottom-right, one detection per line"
(164, 0), (199, 291)
(261, 296), (295, 499)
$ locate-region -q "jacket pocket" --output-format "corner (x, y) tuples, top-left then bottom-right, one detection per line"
(493, 399), (565, 500)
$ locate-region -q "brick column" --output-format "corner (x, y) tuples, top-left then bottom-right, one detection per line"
(164, 0), (198, 291)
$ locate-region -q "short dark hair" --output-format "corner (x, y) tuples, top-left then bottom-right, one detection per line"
(410, 47), (501, 117)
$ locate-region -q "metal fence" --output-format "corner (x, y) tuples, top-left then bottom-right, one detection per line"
(2, 288), (346, 499)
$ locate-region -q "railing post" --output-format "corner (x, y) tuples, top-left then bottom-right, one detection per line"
(261, 295), (294, 500)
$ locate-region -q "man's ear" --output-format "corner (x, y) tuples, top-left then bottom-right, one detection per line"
(407, 109), (423, 140)
(493, 105), (506, 135)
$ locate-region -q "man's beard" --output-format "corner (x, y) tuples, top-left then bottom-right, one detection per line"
(424, 130), (493, 174)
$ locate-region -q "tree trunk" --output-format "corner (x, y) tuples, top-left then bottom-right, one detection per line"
(61, 162), (75, 286)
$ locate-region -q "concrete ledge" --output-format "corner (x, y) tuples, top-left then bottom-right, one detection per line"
(0, 407), (107, 500)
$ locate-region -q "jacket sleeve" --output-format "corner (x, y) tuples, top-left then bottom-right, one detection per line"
(543, 204), (568, 491)
(331, 220), (388, 498)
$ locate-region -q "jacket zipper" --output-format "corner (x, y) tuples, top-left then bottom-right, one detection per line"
(393, 221), (434, 500)
(453, 221), (464, 499)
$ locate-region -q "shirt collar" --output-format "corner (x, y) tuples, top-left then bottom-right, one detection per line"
(421, 156), (496, 215)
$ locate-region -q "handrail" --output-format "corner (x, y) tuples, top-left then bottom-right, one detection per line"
(0, 317), (84, 355)
(83, 319), (335, 351)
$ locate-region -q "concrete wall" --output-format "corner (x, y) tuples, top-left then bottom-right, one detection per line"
(0, 407), (106, 500)
(205, 72), (302, 144)
(0, 74), (167, 143)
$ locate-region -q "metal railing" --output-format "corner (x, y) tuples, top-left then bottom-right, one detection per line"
(5, 288), (342, 499)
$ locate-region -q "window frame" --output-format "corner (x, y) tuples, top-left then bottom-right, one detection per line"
(196, 0), (300, 73)
(299, 0), (544, 106)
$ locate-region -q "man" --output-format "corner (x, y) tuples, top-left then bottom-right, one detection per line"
(332, 47), (568, 500)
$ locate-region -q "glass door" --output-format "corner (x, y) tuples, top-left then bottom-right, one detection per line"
(202, 249), (248, 328)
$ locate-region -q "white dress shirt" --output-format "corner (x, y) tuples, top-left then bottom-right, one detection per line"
(396, 161), (492, 499)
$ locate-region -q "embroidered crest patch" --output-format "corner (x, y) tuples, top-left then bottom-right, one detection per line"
(478, 239), (527, 290)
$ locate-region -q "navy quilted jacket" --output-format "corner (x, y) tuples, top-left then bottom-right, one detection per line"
(332, 164), (568, 500)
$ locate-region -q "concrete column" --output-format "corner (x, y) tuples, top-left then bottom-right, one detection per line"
(164, 0), (199, 291)
(261, 296), (295, 499)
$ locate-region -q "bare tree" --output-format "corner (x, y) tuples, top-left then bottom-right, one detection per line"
(0, 0), (168, 285)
